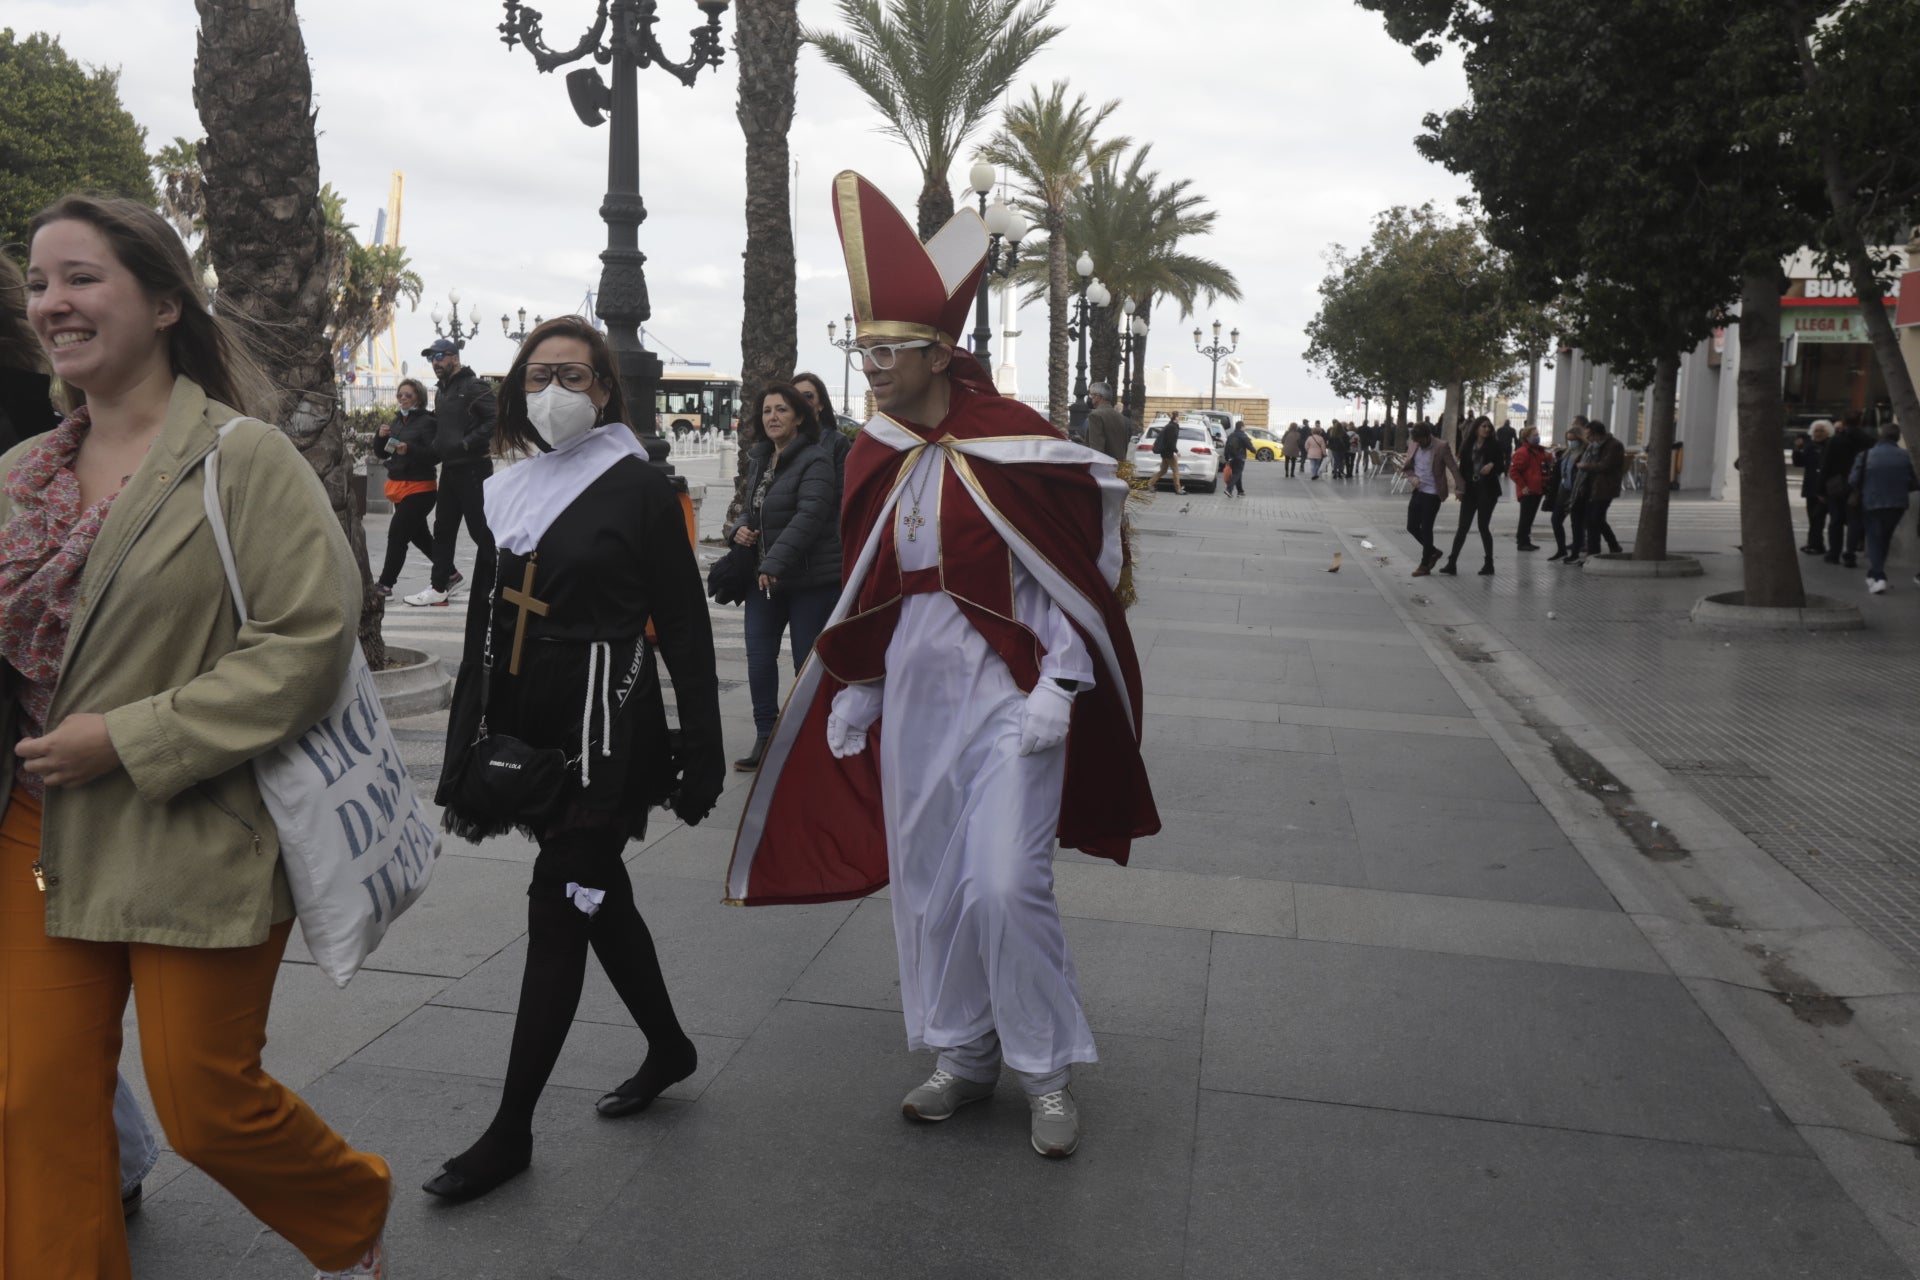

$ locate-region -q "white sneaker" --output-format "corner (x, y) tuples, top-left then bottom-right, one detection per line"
(403, 586), (450, 607)
(315, 1236), (387, 1278)
(1868, 577), (1888, 595)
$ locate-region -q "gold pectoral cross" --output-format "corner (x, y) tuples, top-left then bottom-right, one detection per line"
(501, 553), (550, 676)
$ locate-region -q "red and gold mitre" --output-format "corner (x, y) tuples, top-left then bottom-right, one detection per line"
(833, 170), (990, 347)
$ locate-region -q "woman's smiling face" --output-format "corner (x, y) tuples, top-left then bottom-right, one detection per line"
(26, 218), (179, 396)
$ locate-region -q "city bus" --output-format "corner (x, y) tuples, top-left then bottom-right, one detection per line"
(657, 370), (741, 439)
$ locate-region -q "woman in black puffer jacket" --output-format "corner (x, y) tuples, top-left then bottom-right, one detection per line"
(726, 383), (844, 770)
(1440, 416), (1509, 576)
(374, 376), (440, 597)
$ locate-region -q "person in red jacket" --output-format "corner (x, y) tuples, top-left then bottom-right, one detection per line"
(1508, 423), (1551, 552)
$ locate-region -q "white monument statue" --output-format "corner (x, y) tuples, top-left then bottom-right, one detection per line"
(1221, 356), (1252, 390)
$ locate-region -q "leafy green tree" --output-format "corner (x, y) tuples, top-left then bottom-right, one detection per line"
(151, 135), (209, 266)
(978, 81), (1122, 428)
(0, 29), (155, 255)
(805, 0), (1063, 239)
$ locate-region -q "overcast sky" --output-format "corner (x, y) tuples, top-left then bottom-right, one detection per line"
(12, 0), (1474, 420)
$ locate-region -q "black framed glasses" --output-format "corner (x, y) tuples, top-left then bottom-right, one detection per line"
(521, 362), (598, 392)
(847, 340), (933, 371)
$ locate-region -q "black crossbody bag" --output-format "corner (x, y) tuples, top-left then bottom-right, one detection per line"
(451, 563), (643, 824)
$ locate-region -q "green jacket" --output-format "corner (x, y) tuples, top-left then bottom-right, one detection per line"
(0, 377), (359, 947)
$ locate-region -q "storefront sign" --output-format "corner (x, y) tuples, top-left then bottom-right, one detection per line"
(1782, 310), (1874, 344)
(1790, 275), (1903, 302)
(1898, 270), (1920, 327)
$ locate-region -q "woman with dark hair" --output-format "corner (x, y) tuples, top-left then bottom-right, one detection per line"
(1508, 423), (1550, 551)
(726, 382), (844, 771)
(0, 254), (60, 451)
(1439, 416), (1508, 576)
(5, 193), (390, 1277)
(372, 374), (438, 597)
(427, 314), (724, 1203)
(791, 369), (851, 495)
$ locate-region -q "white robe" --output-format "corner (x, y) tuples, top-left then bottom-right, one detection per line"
(879, 447), (1098, 1075)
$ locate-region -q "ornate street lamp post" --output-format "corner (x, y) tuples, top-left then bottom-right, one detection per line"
(826, 313), (857, 415)
(431, 288), (482, 350)
(1193, 318), (1239, 410)
(966, 162), (1027, 369)
(1067, 252), (1110, 440)
(1119, 303), (1148, 421)
(498, 0), (729, 461)
(501, 306), (544, 346)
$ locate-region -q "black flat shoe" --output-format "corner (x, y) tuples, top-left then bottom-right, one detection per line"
(422, 1133), (532, 1204)
(1517, 542), (1540, 551)
(1478, 563), (1495, 576)
(597, 1041), (699, 1118)
(1546, 550), (1566, 562)
(733, 735), (770, 772)
(1437, 562), (1458, 575)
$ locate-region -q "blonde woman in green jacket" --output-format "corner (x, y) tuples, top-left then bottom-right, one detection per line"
(1, 195), (391, 1279)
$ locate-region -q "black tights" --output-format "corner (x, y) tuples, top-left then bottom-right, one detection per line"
(1447, 492), (1496, 567)
(447, 830), (694, 1179)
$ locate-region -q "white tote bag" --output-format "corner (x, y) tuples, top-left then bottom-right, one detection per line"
(201, 419), (440, 986)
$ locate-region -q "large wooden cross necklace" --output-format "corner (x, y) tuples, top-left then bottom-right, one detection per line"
(902, 449), (937, 542)
(501, 553), (550, 675)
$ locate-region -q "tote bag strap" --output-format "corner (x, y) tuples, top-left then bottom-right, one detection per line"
(200, 416), (253, 624)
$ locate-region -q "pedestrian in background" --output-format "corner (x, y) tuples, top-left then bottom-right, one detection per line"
(1403, 422), (1463, 576)
(1328, 421), (1351, 478)
(1305, 426), (1327, 479)
(1550, 418), (1588, 562)
(1849, 423), (1919, 595)
(793, 370), (851, 494)
(408, 335), (497, 606)
(1793, 420), (1830, 555)
(1822, 412), (1869, 569)
(0, 254), (60, 451)
(727, 384), (844, 771)
(7, 192), (390, 1279)
(1150, 409), (1186, 493)
(1223, 419), (1251, 497)
(374, 375), (438, 599)
(1571, 417), (1626, 565)
(1439, 416), (1508, 576)
(1509, 424), (1550, 552)
(1084, 381), (1131, 464)
(1281, 422), (1303, 477)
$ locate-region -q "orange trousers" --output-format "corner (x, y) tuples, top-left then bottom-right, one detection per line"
(0, 789), (390, 1277)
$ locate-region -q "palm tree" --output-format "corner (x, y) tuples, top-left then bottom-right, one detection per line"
(318, 184), (423, 373)
(193, 0), (386, 663)
(151, 136), (209, 265)
(978, 81), (1124, 430)
(733, 0), (799, 518)
(805, 0), (1063, 239)
(1014, 144), (1240, 423)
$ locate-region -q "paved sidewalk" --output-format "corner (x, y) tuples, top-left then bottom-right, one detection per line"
(121, 455), (1917, 1278)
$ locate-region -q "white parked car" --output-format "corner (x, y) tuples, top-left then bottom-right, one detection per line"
(1134, 423), (1221, 492)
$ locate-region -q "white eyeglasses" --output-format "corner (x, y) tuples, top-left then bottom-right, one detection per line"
(848, 340), (934, 371)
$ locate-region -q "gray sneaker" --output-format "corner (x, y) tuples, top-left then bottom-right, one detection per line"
(1028, 1088), (1080, 1158)
(901, 1069), (996, 1122)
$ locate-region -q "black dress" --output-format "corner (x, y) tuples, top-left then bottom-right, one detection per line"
(437, 455), (724, 862)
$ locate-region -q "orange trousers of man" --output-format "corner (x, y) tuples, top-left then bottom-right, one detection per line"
(0, 789), (391, 1277)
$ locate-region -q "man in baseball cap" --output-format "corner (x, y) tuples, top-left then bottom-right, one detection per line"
(403, 338), (497, 605)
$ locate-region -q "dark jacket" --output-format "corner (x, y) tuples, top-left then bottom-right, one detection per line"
(1850, 440), (1920, 512)
(1580, 434), (1627, 502)
(430, 365), (496, 468)
(1791, 434), (1827, 499)
(816, 425), (852, 497)
(374, 406), (440, 482)
(0, 368), (58, 453)
(737, 438), (843, 591)
(1821, 425), (1868, 500)
(1458, 433), (1509, 503)
(1224, 427), (1252, 466)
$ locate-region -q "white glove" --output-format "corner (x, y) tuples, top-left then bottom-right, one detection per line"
(827, 683), (884, 760)
(1018, 680), (1075, 757)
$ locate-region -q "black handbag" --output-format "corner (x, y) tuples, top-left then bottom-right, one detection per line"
(451, 565), (640, 825)
(707, 539), (757, 605)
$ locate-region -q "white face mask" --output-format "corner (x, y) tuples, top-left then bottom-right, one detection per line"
(527, 384), (599, 450)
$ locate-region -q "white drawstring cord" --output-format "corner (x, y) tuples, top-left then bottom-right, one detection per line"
(578, 641), (614, 788)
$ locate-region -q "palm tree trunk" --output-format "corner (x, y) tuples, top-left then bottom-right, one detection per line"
(1129, 321), (1149, 423)
(1045, 207), (1070, 431)
(193, 0), (383, 667)
(733, 0), (798, 520)
(1735, 270), (1805, 608)
(1090, 308), (1118, 392)
(1631, 352), (1679, 561)
(917, 171), (956, 243)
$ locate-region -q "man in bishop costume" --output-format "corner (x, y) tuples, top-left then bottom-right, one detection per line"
(727, 172), (1159, 1158)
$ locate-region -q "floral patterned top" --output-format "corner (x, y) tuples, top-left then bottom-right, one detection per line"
(0, 408), (118, 799)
